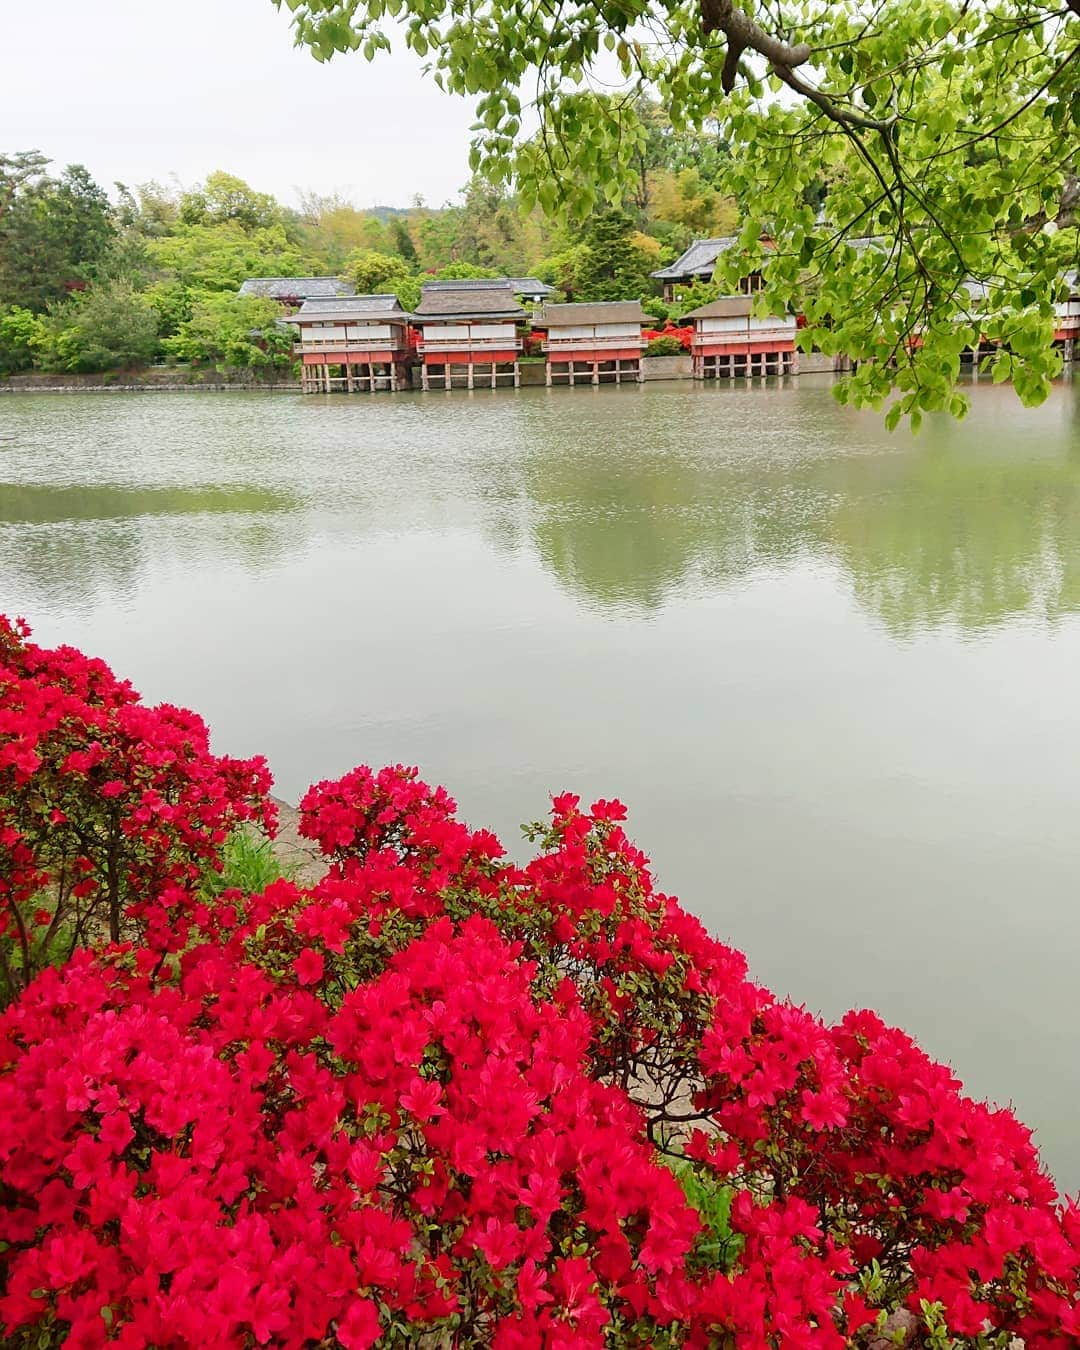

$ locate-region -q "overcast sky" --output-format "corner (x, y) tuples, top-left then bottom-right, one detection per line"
(3, 0), (479, 209)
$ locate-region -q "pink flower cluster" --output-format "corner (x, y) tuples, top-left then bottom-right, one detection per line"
(0, 616), (274, 999)
(1, 623), (1078, 1346)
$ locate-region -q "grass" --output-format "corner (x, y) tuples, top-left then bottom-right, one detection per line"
(202, 825), (296, 896)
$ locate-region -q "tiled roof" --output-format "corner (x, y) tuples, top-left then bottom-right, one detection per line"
(541, 300), (648, 326)
(284, 294), (410, 323)
(414, 284), (527, 319)
(651, 238), (737, 281)
(420, 277), (552, 296)
(507, 277), (554, 295)
(238, 277), (355, 300)
(679, 295), (754, 321)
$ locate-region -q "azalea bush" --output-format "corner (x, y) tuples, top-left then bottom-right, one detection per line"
(1, 623), (1079, 1347)
(642, 324), (693, 353)
(0, 616), (274, 1002)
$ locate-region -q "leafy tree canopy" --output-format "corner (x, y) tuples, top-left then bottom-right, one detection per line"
(574, 209), (657, 301)
(179, 170), (285, 234)
(163, 292), (295, 369)
(277, 0), (1080, 420)
(343, 247), (421, 307)
(146, 222), (312, 293)
(0, 160), (115, 312)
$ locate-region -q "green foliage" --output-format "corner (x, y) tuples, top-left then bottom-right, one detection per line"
(179, 170), (283, 233)
(202, 826), (292, 897)
(145, 280), (195, 339)
(343, 248), (420, 308)
(0, 162), (115, 312)
(664, 1158), (743, 1272)
(645, 335), (683, 356)
(641, 295), (671, 323)
(163, 292), (295, 369)
(0, 306), (43, 373)
(430, 260), (501, 280)
(574, 210), (655, 302)
(278, 0), (1079, 418)
(668, 278), (720, 319)
(389, 214), (418, 263)
(536, 243), (589, 300)
(146, 223), (310, 293)
(296, 193), (402, 270)
(34, 282), (160, 372)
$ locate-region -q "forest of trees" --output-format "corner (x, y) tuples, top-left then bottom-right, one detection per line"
(0, 105), (739, 376)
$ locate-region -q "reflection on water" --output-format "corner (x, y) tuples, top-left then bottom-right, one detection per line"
(1, 379), (1079, 1191)
(518, 382), (1080, 632)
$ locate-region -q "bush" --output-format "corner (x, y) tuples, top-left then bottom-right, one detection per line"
(643, 324), (693, 354)
(640, 296), (671, 325)
(1, 637), (1079, 1348)
(644, 336), (684, 356)
(163, 292), (295, 370)
(0, 306), (43, 374)
(0, 617), (274, 1003)
(34, 281), (160, 373)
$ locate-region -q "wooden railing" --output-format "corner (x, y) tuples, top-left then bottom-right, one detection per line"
(543, 334), (645, 352)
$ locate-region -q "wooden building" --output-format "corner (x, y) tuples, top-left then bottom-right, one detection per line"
(286, 294), (412, 393)
(1053, 271), (1079, 362)
(413, 282), (526, 390)
(681, 296), (797, 379)
(651, 238), (770, 304)
(540, 301), (647, 385)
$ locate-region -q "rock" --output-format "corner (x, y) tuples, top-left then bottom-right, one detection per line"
(868, 1309), (917, 1348)
(268, 796), (326, 885)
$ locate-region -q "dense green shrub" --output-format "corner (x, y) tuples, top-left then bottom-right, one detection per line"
(163, 292), (295, 369)
(645, 335), (684, 356)
(34, 282), (160, 372)
(0, 306), (42, 374)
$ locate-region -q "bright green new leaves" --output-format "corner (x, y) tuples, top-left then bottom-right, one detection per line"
(146, 223), (311, 294)
(276, 0), (1079, 417)
(164, 293), (296, 370)
(342, 247), (421, 308)
(34, 282), (161, 373)
(0, 306), (43, 374)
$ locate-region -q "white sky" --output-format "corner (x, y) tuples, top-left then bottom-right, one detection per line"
(2, 0), (478, 209)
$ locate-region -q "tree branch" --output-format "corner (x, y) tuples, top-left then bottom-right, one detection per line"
(699, 0), (811, 90)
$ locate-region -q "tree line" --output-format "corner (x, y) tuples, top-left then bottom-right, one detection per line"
(0, 107), (736, 377)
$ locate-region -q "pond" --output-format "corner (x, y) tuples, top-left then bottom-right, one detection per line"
(2, 377), (1079, 1191)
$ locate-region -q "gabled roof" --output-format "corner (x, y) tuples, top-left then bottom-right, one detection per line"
(651, 238), (737, 281)
(284, 294), (410, 324)
(420, 276), (553, 296)
(420, 278), (514, 292)
(414, 283), (527, 320)
(680, 295), (754, 321)
(238, 276), (355, 300)
(507, 277), (554, 296)
(541, 300), (648, 326)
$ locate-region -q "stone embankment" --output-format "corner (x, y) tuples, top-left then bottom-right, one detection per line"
(268, 797), (326, 884)
(0, 368), (296, 393)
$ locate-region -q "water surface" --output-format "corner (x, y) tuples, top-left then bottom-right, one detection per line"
(2, 379), (1079, 1189)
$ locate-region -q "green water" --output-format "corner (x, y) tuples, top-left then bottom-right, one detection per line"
(2, 379), (1079, 1190)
